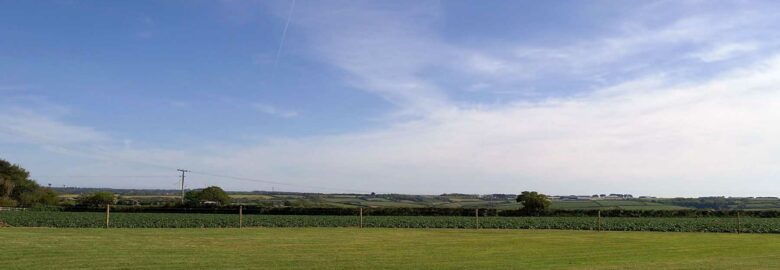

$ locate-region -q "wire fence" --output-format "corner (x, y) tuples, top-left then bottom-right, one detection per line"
(1, 207), (779, 233)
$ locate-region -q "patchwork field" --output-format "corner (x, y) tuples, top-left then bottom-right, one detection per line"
(550, 200), (688, 210)
(1, 227), (779, 269)
(59, 192), (725, 210)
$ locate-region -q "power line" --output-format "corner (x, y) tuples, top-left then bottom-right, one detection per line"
(34, 175), (175, 178)
(28, 141), (372, 194)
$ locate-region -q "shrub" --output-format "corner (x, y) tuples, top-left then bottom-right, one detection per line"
(0, 196), (17, 207)
(516, 191), (552, 213)
(77, 192), (116, 207)
(185, 186), (230, 206)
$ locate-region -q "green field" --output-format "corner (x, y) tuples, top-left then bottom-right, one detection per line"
(2, 227), (779, 269)
(550, 200), (688, 210)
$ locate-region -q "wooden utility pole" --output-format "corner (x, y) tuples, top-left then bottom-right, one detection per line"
(239, 205), (243, 228)
(177, 169), (190, 205)
(105, 204), (110, 228)
(359, 208), (363, 228)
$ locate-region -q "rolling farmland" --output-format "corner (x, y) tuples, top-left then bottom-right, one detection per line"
(56, 187), (780, 211)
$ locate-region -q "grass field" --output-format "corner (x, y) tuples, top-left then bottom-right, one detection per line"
(1, 228), (779, 269)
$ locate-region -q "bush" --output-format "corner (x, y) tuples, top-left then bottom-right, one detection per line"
(0, 196), (17, 207)
(516, 191), (551, 214)
(77, 192), (116, 207)
(185, 186), (230, 206)
(19, 188), (58, 207)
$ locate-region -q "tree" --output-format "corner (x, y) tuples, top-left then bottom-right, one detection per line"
(516, 191), (551, 213)
(77, 192), (116, 207)
(185, 186), (230, 206)
(0, 158), (58, 207)
(184, 190), (201, 206)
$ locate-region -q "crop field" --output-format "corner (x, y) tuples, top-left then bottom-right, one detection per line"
(551, 200), (687, 210)
(2, 211), (779, 233)
(1, 227), (779, 269)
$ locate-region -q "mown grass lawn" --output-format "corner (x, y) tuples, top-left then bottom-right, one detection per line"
(1, 227), (778, 269)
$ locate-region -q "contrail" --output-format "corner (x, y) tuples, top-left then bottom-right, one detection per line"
(273, 0), (296, 71)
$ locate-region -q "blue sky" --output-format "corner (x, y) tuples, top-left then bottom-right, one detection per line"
(2, 1), (780, 196)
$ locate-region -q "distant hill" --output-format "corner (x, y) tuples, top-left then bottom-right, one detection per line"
(53, 187), (780, 210)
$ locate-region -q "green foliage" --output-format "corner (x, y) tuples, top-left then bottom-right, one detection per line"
(185, 186), (230, 206)
(19, 188), (58, 206)
(184, 190), (199, 206)
(77, 192), (116, 207)
(0, 196), (17, 207)
(0, 158), (58, 207)
(516, 191), (551, 213)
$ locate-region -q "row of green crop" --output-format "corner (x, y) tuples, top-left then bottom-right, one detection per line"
(58, 206), (780, 217)
(1, 211), (779, 233)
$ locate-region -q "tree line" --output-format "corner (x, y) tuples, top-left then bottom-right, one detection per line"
(0, 159), (58, 207)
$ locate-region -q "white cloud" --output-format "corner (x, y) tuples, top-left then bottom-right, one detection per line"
(7, 55), (780, 196)
(6, 1), (780, 197)
(36, 53), (772, 196)
(201, 55), (780, 196)
(691, 42), (759, 62)
(287, 1), (780, 105)
(291, 2), (451, 113)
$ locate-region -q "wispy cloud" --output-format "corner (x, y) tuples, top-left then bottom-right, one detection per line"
(205, 55), (780, 196)
(691, 42), (760, 62)
(0, 108), (108, 145)
(289, 1), (780, 106)
(6, 1), (780, 196)
(8, 54), (780, 196)
(454, 8), (780, 89)
(18, 54), (780, 195)
(253, 103), (298, 118)
(291, 1), (451, 114)
(272, 0), (296, 70)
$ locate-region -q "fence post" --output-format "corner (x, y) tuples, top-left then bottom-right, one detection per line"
(239, 205), (243, 228)
(597, 210), (601, 232)
(475, 208), (479, 229)
(359, 208), (363, 228)
(105, 204), (110, 228)
(736, 211), (741, 234)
